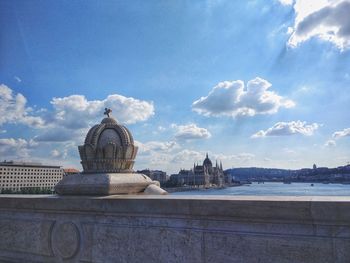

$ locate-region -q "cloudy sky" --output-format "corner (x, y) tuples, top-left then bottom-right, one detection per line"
(1, 0), (350, 173)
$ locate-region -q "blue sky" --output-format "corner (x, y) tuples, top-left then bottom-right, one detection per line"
(1, 0), (350, 173)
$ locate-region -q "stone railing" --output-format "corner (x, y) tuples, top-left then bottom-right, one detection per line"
(0, 195), (349, 262)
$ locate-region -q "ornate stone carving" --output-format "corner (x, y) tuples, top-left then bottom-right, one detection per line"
(51, 222), (80, 259)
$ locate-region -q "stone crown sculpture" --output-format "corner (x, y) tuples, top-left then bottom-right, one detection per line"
(79, 116), (137, 173)
(55, 108), (167, 196)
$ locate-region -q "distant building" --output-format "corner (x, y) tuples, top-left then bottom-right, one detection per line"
(170, 153), (225, 187)
(137, 169), (169, 185)
(63, 168), (80, 177)
(0, 161), (64, 192)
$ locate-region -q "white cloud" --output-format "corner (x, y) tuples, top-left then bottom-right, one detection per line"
(333, 128), (350, 138)
(134, 140), (181, 171)
(0, 138), (37, 158)
(136, 140), (179, 154)
(0, 84), (154, 132)
(252, 121), (319, 138)
(278, 0), (294, 6)
(171, 149), (205, 164)
(287, 0), (350, 50)
(0, 138), (28, 148)
(192, 77), (294, 118)
(171, 123), (211, 140)
(147, 153), (173, 166)
(324, 139), (336, 147)
(51, 94), (154, 129)
(50, 149), (68, 159)
(0, 84), (46, 128)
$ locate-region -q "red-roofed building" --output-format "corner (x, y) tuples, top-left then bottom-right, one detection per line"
(63, 168), (80, 177)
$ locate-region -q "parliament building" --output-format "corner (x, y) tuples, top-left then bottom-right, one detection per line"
(170, 153), (226, 187)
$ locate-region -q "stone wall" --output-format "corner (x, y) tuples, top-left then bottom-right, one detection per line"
(0, 195), (350, 262)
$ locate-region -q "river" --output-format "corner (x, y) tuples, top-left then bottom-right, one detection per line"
(171, 182), (350, 196)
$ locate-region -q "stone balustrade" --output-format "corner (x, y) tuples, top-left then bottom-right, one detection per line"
(0, 195), (349, 262)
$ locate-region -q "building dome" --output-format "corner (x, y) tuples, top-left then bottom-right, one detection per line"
(203, 153), (212, 167)
(78, 114), (138, 173)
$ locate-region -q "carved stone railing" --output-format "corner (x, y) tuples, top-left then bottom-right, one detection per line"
(0, 195), (349, 262)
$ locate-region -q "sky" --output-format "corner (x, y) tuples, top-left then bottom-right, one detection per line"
(0, 0), (350, 174)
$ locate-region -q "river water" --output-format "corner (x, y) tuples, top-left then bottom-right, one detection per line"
(171, 182), (350, 196)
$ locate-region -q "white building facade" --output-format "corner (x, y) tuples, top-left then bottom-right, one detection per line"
(0, 161), (64, 192)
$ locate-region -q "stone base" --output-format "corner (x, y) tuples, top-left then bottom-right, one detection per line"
(55, 173), (167, 195)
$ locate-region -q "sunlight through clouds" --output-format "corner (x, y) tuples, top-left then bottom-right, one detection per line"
(286, 0), (350, 50)
(1, 1), (350, 172)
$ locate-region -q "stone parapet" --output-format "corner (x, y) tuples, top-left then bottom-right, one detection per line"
(0, 195), (350, 262)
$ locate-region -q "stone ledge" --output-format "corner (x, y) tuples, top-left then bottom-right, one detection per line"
(0, 195), (350, 224)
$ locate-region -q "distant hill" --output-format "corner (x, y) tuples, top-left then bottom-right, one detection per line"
(225, 168), (292, 181)
(225, 165), (350, 183)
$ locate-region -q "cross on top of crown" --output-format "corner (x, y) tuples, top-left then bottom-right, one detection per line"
(104, 108), (112, 118)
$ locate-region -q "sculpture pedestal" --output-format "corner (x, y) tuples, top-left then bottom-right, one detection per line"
(55, 173), (167, 195)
